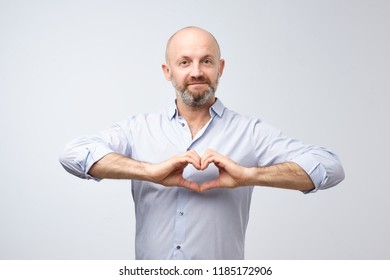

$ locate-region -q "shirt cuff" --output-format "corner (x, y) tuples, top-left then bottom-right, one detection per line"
(84, 145), (114, 181)
(290, 153), (328, 194)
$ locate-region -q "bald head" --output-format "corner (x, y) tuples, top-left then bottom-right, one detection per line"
(165, 26), (221, 64)
(161, 26), (225, 108)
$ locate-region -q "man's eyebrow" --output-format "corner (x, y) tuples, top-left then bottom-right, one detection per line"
(177, 56), (191, 60)
(176, 54), (216, 60)
(201, 55), (216, 60)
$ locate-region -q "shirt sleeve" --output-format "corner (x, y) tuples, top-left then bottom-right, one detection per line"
(252, 120), (345, 193)
(59, 120), (133, 181)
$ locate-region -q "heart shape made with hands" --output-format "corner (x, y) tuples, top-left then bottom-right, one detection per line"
(183, 161), (219, 185)
(167, 149), (245, 192)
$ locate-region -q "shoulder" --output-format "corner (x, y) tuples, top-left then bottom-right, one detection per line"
(220, 104), (283, 139)
(221, 105), (262, 127)
(116, 110), (170, 129)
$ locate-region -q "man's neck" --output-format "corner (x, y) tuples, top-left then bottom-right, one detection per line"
(176, 98), (215, 138)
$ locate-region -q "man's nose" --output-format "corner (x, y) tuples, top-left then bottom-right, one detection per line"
(190, 63), (203, 78)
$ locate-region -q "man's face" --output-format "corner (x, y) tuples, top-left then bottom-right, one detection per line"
(163, 28), (225, 107)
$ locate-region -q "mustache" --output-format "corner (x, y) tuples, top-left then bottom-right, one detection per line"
(184, 76), (212, 86)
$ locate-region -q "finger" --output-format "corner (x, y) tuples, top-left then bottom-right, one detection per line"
(172, 152), (199, 169)
(187, 149), (201, 159)
(201, 148), (216, 160)
(185, 150), (202, 169)
(179, 178), (201, 192)
(200, 150), (217, 170)
(200, 155), (212, 170)
(183, 155), (201, 170)
(201, 154), (227, 170)
(191, 151), (202, 166)
(200, 179), (221, 192)
(170, 158), (190, 170)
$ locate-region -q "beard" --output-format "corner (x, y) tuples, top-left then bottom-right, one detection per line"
(172, 75), (219, 107)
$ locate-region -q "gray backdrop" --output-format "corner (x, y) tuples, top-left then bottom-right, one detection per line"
(1, 0), (389, 259)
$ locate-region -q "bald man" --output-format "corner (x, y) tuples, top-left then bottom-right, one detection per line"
(60, 26), (345, 259)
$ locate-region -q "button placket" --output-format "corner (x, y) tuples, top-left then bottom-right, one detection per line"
(177, 117), (192, 143)
(173, 189), (189, 258)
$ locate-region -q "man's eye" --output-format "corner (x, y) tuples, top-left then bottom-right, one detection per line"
(203, 59), (212, 64)
(180, 60), (189, 66)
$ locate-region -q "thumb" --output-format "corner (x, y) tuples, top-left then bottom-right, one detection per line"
(180, 178), (201, 192)
(200, 179), (220, 192)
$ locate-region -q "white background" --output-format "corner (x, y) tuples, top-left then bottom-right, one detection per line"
(1, 0), (389, 259)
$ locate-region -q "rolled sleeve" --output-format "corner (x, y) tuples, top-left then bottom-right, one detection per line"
(59, 138), (114, 181)
(252, 119), (344, 193)
(83, 145), (115, 180)
(59, 121), (133, 181)
(291, 153), (328, 193)
(291, 147), (345, 193)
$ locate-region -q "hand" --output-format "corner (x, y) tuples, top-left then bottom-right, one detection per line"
(147, 150), (202, 192)
(199, 149), (251, 192)
(148, 149), (251, 192)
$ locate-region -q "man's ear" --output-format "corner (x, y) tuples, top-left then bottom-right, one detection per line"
(219, 59), (225, 77)
(162, 64), (171, 81)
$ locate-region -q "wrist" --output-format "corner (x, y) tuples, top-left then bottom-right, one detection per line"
(136, 161), (154, 181)
(242, 167), (261, 186)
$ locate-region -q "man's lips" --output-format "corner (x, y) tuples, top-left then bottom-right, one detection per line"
(187, 82), (208, 86)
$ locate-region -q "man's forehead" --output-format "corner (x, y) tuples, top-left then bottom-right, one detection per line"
(166, 27), (221, 61)
(170, 43), (217, 59)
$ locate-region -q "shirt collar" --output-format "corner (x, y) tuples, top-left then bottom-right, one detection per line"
(210, 98), (225, 117)
(167, 98), (225, 120)
(168, 102), (178, 120)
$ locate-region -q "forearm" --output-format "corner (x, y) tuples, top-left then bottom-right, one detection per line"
(248, 162), (315, 191)
(88, 150), (203, 192)
(88, 152), (150, 180)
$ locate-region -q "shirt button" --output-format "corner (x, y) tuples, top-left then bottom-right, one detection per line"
(176, 245), (181, 250)
(181, 123), (185, 127)
(179, 211), (184, 216)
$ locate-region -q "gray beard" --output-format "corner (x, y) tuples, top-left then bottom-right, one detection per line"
(179, 87), (215, 107)
(174, 77), (219, 107)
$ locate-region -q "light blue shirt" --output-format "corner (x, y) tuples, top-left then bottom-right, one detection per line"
(60, 98), (344, 259)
